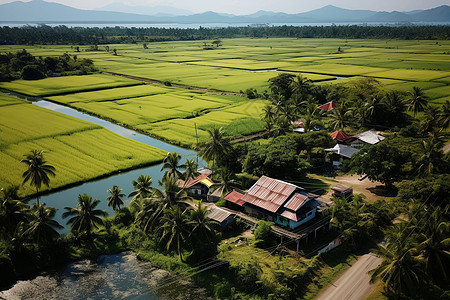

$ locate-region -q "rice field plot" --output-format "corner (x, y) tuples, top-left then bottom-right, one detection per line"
(0, 94), (166, 197)
(47, 85), (172, 104)
(0, 93), (25, 107)
(364, 69), (448, 82)
(0, 74), (142, 97)
(0, 101), (99, 145)
(139, 100), (268, 146)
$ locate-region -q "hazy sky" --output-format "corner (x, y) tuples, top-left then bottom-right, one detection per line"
(1, 0), (449, 14)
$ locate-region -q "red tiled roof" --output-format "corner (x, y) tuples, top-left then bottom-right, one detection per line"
(317, 101), (337, 111)
(284, 193), (308, 211)
(224, 190), (245, 206)
(179, 174), (214, 189)
(241, 176), (300, 213)
(329, 130), (352, 142)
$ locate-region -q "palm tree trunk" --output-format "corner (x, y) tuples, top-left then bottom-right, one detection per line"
(36, 187), (40, 206)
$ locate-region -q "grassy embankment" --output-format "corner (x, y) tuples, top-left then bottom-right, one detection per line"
(0, 92), (167, 198)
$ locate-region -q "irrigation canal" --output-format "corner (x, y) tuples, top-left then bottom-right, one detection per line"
(30, 99), (204, 233)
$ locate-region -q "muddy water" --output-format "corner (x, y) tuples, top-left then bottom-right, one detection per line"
(0, 252), (211, 300)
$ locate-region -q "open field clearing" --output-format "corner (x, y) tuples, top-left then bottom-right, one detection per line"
(0, 92), (166, 197)
(1, 38), (449, 102)
(0, 74), (142, 96)
(46, 84), (266, 146)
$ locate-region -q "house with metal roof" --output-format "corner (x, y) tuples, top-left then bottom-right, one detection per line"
(208, 206), (238, 228)
(324, 143), (360, 168)
(177, 173), (214, 198)
(224, 176), (321, 230)
(347, 130), (385, 148)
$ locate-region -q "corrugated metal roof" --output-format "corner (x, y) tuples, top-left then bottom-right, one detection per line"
(325, 144), (360, 158)
(284, 193), (308, 211)
(180, 174), (214, 189)
(280, 199), (321, 222)
(224, 190), (246, 206)
(353, 130), (385, 145)
(241, 176), (300, 213)
(208, 206), (236, 223)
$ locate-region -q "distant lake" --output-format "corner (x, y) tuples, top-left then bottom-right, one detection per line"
(1, 21), (449, 28)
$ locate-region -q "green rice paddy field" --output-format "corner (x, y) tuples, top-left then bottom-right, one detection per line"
(0, 38), (449, 149)
(0, 92), (167, 197)
(1, 38), (448, 101)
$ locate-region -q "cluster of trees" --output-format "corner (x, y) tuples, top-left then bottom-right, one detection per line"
(0, 49), (96, 81)
(0, 25), (448, 45)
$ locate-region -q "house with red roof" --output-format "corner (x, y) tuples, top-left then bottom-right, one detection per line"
(317, 101), (337, 111)
(224, 176), (321, 230)
(177, 173), (215, 198)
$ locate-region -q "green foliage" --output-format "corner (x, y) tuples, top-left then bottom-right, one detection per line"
(244, 135), (311, 179)
(254, 220), (274, 247)
(397, 174), (450, 208)
(350, 142), (408, 187)
(0, 49), (96, 82)
(21, 65), (46, 80)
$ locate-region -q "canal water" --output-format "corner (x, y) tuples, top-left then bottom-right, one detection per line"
(0, 252), (211, 299)
(25, 100), (204, 233)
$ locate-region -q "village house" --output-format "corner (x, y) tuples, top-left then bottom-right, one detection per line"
(177, 172), (214, 198)
(224, 176), (322, 230)
(325, 130), (385, 167)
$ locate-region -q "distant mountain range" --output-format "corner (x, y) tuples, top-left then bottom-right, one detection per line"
(0, 0), (449, 23)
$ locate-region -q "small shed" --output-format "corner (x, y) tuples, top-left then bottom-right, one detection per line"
(331, 184), (353, 199)
(208, 206), (237, 228)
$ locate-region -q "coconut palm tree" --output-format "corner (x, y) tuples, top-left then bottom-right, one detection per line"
(370, 223), (426, 297)
(128, 175), (153, 201)
(0, 196), (29, 239)
(438, 100), (450, 130)
(197, 127), (232, 168)
(417, 138), (444, 176)
(183, 158), (199, 181)
(416, 207), (450, 287)
(21, 150), (55, 205)
(158, 205), (191, 261)
(291, 74), (311, 101)
(136, 174), (190, 232)
(261, 104), (275, 132)
(189, 203), (218, 242)
(62, 194), (107, 239)
(213, 167), (237, 196)
(328, 104), (349, 131)
(406, 86), (428, 118)
(22, 203), (62, 245)
(134, 198), (160, 233)
(382, 91), (406, 117)
(106, 185), (125, 211)
(161, 152), (185, 179)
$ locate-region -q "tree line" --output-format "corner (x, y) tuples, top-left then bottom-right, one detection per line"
(0, 24), (448, 45)
(0, 49), (96, 81)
